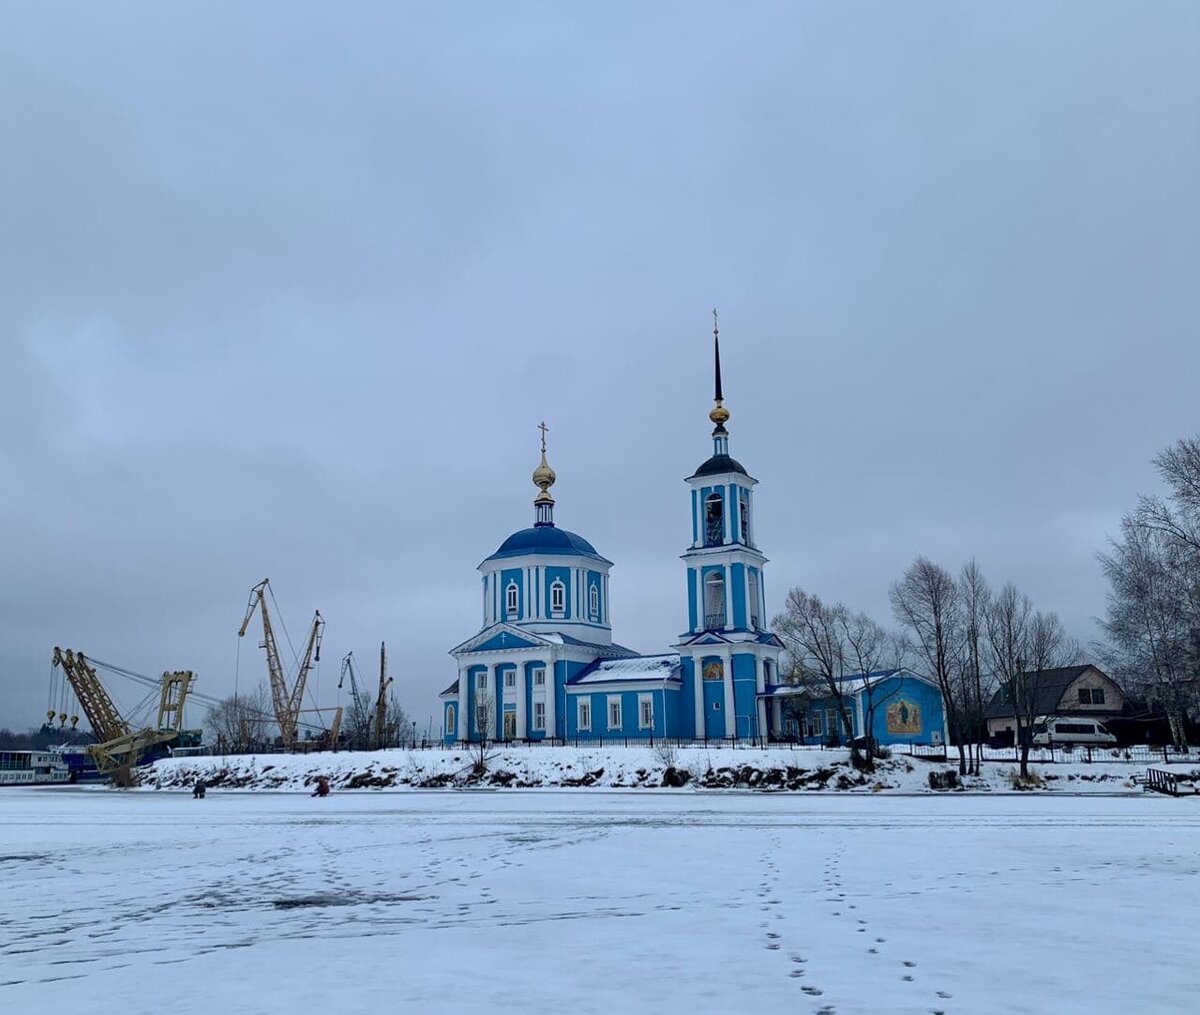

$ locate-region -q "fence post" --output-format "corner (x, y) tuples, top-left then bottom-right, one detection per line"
(1164, 745), (1170, 764)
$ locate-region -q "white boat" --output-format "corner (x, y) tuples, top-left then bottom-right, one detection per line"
(0, 750), (72, 786)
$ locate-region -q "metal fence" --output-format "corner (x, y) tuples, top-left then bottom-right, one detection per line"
(903, 743), (1199, 766)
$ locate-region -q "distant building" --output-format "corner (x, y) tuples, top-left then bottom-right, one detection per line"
(439, 317), (783, 743)
(761, 669), (948, 747)
(983, 664), (1124, 744)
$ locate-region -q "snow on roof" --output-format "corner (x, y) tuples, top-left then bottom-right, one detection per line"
(568, 654), (681, 685)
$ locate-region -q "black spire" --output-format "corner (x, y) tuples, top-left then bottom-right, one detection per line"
(713, 308), (723, 403)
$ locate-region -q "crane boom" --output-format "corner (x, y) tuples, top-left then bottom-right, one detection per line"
(237, 579), (294, 746)
(374, 641), (393, 749)
(287, 610), (324, 720)
(238, 579), (323, 749)
(52, 647), (129, 743)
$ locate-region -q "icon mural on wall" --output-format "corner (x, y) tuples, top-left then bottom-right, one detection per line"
(702, 659), (724, 681)
(886, 699), (922, 735)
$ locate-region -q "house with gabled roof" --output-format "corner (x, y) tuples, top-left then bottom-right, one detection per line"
(983, 665), (1124, 744)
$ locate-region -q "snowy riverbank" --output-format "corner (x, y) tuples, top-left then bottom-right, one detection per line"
(142, 745), (1183, 794)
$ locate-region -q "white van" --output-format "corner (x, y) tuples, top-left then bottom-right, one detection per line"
(1031, 717), (1117, 747)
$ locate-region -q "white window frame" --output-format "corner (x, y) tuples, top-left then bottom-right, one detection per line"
(577, 698), (592, 732)
(475, 706), (489, 734)
(533, 701), (545, 732)
(533, 667), (546, 687)
(589, 583), (599, 622)
(446, 704), (455, 735)
(607, 695), (622, 731)
(748, 569), (760, 628)
(550, 579), (566, 617)
(505, 581), (519, 619)
(504, 671), (516, 689)
(475, 672), (488, 693)
(638, 694), (653, 730)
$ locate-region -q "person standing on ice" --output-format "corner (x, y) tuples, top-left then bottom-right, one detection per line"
(311, 776), (330, 797)
(192, 778), (206, 799)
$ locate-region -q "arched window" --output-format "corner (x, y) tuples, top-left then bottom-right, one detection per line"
(446, 704), (456, 735)
(705, 493), (724, 547)
(550, 579), (565, 617)
(748, 570), (760, 628)
(589, 583), (599, 621)
(738, 489), (752, 546)
(506, 581), (519, 619)
(705, 571), (726, 629)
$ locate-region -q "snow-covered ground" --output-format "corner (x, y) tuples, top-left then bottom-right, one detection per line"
(145, 745), (1190, 793)
(2, 790), (1198, 1014)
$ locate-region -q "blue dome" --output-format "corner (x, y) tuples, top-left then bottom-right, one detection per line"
(485, 525), (609, 564)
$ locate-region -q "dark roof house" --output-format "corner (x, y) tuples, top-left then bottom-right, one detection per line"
(984, 665), (1124, 737)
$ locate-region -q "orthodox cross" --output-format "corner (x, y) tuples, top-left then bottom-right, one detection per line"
(538, 420), (549, 453)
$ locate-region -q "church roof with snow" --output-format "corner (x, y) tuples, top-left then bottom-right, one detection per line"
(567, 653), (682, 686)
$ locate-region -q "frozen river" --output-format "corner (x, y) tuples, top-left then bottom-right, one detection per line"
(2, 789), (1197, 1014)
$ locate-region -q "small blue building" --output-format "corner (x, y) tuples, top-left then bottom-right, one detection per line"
(761, 669), (948, 747)
(440, 317), (783, 743)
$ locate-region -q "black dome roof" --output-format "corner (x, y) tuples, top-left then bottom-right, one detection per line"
(690, 453), (748, 479)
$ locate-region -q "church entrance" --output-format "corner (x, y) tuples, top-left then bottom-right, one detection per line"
(503, 712), (516, 740)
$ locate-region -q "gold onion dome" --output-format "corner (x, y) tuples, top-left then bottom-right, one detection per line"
(533, 421), (555, 504)
(709, 400), (730, 426)
(533, 450), (556, 503)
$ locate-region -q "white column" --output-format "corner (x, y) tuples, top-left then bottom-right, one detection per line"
(692, 654), (704, 737)
(755, 655), (768, 740)
(723, 567), (732, 631)
(545, 653), (558, 741)
(722, 649), (735, 738)
(489, 664), (500, 739)
(516, 663), (527, 740)
(694, 569), (703, 631)
(457, 667), (468, 741)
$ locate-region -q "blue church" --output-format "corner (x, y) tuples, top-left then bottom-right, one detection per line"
(440, 319), (785, 744)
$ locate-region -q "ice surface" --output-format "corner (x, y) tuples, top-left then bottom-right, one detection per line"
(2, 789), (1197, 1014)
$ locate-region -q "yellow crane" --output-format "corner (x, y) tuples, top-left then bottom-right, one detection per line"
(51, 647), (194, 777)
(237, 579), (336, 749)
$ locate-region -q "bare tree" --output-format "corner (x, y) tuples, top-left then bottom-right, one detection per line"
(205, 683), (273, 751)
(956, 560), (992, 776)
(470, 691), (496, 776)
(891, 558), (967, 774)
(1100, 435), (1200, 748)
(839, 608), (897, 766)
(1100, 516), (1197, 748)
(774, 588), (866, 771)
(984, 582), (1032, 774)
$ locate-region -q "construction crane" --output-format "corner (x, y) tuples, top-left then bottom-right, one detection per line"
(51, 648), (195, 777)
(375, 641), (394, 750)
(237, 579), (330, 749)
(336, 644), (393, 749)
(337, 651), (369, 746)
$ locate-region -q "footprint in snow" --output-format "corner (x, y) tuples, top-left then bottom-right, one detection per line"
(902, 960), (915, 967)
(936, 991), (952, 999)
(800, 985), (823, 996)
(901, 974), (914, 982)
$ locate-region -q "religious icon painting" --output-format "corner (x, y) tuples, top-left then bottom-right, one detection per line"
(886, 699), (922, 735)
(702, 659), (724, 681)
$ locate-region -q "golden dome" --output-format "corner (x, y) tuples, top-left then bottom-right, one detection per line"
(533, 449), (556, 502)
(709, 400), (730, 425)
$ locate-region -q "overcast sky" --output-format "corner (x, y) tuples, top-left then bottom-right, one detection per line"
(2, 2), (1198, 734)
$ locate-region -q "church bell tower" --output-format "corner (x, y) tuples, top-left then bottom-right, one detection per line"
(674, 312), (782, 740)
